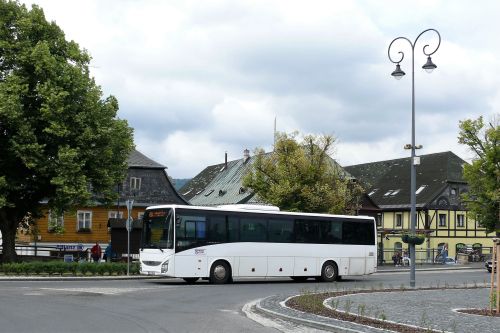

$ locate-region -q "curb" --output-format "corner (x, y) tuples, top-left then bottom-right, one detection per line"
(253, 297), (372, 333)
(0, 275), (161, 282)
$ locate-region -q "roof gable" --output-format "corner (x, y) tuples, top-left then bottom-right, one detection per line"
(127, 150), (165, 169)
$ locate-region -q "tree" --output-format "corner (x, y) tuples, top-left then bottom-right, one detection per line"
(458, 116), (499, 234)
(0, 1), (134, 262)
(243, 132), (363, 214)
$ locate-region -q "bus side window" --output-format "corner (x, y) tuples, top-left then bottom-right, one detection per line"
(295, 219), (320, 243)
(208, 215), (226, 243)
(268, 219), (293, 243)
(319, 220), (342, 244)
(227, 215), (239, 242)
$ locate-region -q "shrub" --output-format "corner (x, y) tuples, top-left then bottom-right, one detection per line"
(0, 261), (139, 276)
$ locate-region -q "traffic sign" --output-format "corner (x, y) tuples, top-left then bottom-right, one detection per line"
(126, 216), (133, 232)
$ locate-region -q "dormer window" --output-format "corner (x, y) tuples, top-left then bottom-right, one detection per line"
(416, 185), (427, 195)
(384, 189), (400, 196)
(368, 189), (378, 196)
(390, 189), (400, 196)
(130, 177), (141, 190)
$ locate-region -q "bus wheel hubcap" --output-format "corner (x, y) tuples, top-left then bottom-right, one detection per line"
(325, 265), (335, 278)
(214, 265), (226, 280)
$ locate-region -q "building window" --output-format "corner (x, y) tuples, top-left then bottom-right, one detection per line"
(394, 242), (402, 253)
(438, 214), (447, 227)
(457, 214), (465, 227)
(48, 210), (64, 231)
(450, 187), (457, 196)
(108, 211), (123, 219)
(138, 212), (144, 220)
(376, 214), (382, 227)
(77, 211), (92, 231)
(130, 177), (141, 191)
(396, 213), (402, 227)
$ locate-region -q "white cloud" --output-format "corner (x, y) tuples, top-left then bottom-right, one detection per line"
(22, 0), (500, 178)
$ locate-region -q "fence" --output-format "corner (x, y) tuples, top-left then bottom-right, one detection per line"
(379, 247), (492, 266)
(0, 244), (91, 261)
(0, 244), (139, 262)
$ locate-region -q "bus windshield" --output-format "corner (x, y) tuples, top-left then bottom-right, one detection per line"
(142, 208), (174, 250)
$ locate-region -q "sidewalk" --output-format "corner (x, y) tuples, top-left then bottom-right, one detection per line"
(253, 285), (497, 333)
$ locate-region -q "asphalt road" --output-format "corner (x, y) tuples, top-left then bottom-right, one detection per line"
(0, 268), (489, 333)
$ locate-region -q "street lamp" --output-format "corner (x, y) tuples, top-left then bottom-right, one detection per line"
(387, 28), (441, 288)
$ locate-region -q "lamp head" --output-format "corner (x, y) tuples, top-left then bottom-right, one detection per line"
(422, 56), (437, 73)
(391, 63), (405, 80)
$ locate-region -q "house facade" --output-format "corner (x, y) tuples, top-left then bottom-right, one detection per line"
(31, 150), (187, 257)
(345, 151), (494, 264)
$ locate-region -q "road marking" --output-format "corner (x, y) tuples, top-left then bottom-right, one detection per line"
(23, 292), (44, 296)
(219, 309), (240, 315)
(39, 287), (157, 295)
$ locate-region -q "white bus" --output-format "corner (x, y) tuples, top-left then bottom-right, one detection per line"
(139, 205), (377, 284)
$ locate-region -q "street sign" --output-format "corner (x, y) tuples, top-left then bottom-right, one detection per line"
(126, 216), (133, 232)
(126, 199), (134, 214)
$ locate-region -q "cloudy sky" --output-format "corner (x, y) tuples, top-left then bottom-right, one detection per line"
(24, 0), (500, 178)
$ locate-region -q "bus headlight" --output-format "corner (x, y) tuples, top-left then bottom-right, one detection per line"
(161, 260), (169, 273)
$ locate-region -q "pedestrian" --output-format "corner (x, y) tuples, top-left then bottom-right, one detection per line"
(103, 242), (114, 262)
(91, 242), (102, 263)
(441, 243), (448, 264)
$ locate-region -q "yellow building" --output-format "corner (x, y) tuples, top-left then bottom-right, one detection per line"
(345, 151), (494, 264)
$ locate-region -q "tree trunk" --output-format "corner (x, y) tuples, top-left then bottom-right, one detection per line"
(0, 208), (19, 263)
(0, 224), (17, 263)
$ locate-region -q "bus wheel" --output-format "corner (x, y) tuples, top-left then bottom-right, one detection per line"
(210, 261), (231, 284)
(290, 276), (308, 282)
(320, 261), (338, 282)
(183, 277), (199, 284)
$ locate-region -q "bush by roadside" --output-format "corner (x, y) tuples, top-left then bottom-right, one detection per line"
(0, 261), (140, 276)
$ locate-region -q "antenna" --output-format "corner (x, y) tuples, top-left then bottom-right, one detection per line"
(273, 116), (277, 151)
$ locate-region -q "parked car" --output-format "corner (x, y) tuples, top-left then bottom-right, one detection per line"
(485, 260), (496, 273)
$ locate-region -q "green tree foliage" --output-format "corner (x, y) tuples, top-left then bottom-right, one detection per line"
(458, 116), (499, 234)
(0, 1), (134, 262)
(243, 132), (363, 214)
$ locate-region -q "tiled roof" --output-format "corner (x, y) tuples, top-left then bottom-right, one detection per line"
(179, 163), (226, 201)
(345, 151), (467, 209)
(183, 151), (352, 206)
(127, 150), (165, 169)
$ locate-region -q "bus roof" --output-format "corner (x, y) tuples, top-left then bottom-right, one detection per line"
(145, 204), (374, 221)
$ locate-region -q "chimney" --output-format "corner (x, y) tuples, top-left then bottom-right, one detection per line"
(225, 151), (228, 170)
(243, 149), (250, 163)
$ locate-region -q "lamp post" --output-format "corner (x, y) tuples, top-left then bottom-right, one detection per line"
(387, 29), (441, 288)
(126, 199), (134, 276)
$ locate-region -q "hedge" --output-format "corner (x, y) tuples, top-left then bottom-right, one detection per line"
(0, 261), (140, 276)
